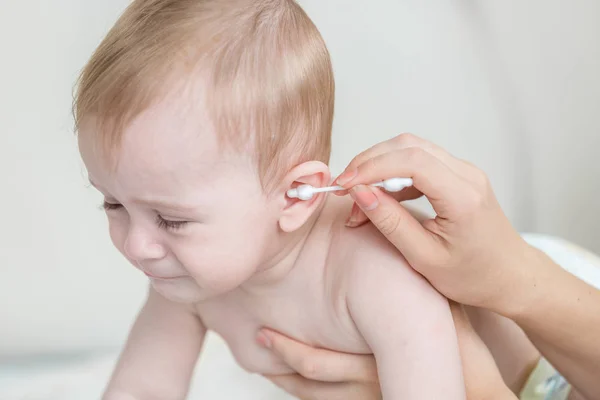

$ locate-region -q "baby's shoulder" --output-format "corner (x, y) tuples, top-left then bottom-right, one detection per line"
(339, 221), (410, 274)
(320, 197), (432, 294)
(331, 207), (433, 297)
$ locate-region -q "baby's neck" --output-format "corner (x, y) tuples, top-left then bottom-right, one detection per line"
(241, 196), (349, 292)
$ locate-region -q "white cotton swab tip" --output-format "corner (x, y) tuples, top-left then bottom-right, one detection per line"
(286, 177), (413, 201)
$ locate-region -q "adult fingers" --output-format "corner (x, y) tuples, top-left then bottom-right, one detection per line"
(259, 329), (378, 383)
(377, 186), (423, 203)
(334, 185), (422, 200)
(265, 374), (381, 400)
(349, 186), (445, 266)
(336, 133), (472, 187)
(337, 134), (427, 181)
(345, 148), (465, 219)
(345, 187), (425, 228)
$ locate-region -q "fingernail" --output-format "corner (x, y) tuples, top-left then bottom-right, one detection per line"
(256, 331), (272, 349)
(345, 203), (361, 226)
(335, 169), (358, 186)
(345, 219), (362, 228)
(351, 185), (379, 211)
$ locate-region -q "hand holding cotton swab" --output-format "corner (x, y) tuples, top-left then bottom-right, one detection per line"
(286, 177), (413, 201)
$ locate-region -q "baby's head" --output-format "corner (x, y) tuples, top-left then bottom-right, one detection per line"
(75, 0), (334, 303)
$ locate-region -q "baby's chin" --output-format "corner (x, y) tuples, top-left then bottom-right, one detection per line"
(150, 277), (213, 304)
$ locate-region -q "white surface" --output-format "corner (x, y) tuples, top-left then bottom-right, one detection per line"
(1, 0), (599, 356)
(521, 233), (600, 290)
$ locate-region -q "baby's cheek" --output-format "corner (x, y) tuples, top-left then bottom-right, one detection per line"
(181, 244), (256, 291)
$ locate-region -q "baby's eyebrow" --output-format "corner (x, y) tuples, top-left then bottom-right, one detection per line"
(88, 180), (113, 197)
(88, 179), (198, 212)
(88, 179), (106, 192)
(134, 198), (199, 213)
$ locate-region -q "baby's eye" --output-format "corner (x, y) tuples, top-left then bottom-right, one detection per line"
(156, 215), (189, 232)
(102, 201), (123, 211)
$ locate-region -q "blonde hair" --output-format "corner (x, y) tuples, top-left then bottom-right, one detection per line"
(73, 0), (335, 190)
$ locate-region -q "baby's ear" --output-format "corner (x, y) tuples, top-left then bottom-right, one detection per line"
(278, 161), (331, 233)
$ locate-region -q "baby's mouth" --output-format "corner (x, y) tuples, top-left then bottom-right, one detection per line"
(144, 271), (184, 280)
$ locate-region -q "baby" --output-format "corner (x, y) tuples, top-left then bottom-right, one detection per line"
(75, 1), (469, 398)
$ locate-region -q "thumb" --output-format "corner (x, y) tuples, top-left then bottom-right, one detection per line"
(349, 185), (440, 266)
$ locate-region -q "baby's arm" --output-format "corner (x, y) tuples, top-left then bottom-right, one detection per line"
(103, 286), (205, 400)
(347, 242), (465, 399)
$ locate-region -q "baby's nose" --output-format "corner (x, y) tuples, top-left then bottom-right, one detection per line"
(124, 228), (166, 262)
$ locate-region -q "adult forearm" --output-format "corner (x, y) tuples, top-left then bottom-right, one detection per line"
(496, 246), (600, 399)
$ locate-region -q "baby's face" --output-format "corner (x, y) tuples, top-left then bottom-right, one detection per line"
(79, 97), (283, 303)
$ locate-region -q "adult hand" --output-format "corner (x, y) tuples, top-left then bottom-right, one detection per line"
(260, 331), (380, 400)
(259, 302), (516, 400)
(334, 133), (600, 399)
(334, 133), (532, 312)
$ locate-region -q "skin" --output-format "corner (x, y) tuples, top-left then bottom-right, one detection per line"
(79, 97), (466, 399)
(260, 133), (600, 400)
(262, 303), (521, 400)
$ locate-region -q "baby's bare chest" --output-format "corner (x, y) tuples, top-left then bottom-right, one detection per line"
(195, 289), (370, 375)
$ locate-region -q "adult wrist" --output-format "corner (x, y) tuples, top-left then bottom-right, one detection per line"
(484, 241), (551, 320)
